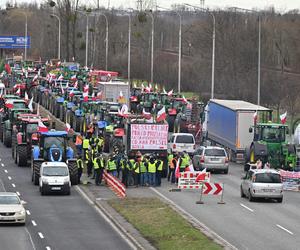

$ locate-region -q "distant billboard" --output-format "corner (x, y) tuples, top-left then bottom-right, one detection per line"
(0, 36), (30, 49)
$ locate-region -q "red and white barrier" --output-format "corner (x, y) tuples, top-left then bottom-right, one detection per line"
(178, 171), (210, 189)
(103, 171), (126, 198)
(202, 182), (223, 195)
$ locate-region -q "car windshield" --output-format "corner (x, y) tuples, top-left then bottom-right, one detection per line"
(205, 149), (226, 157)
(13, 102), (26, 109)
(254, 173), (281, 183)
(175, 135), (194, 144)
(42, 167), (69, 176)
(0, 195), (20, 205)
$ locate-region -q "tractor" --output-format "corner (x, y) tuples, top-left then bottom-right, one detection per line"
(12, 114), (49, 167)
(31, 130), (78, 185)
(245, 122), (297, 171)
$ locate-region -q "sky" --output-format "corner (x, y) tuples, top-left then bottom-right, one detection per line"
(0, 0), (299, 12)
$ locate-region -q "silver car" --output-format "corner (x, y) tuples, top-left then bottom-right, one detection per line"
(192, 146), (229, 174)
(0, 192), (27, 224)
(241, 169), (283, 202)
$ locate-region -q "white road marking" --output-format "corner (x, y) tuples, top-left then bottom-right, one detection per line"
(16, 191), (20, 196)
(276, 224), (294, 235)
(12, 183), (16, 187)
(25, 227), (37, 250)
(240, 203), (254, 212)
(8, 176), (12, 180)
(150, 187), (238, 250)
(1, 163), (4, 167)
(38, 232), (44, 239)
(46, 247), (51, 250)
(0, 178), (6, 191)
(32, 220), (37, 226)
(26, 210), (31, 215)
(75, 186), (138, 250)
(4, 169), (8, 173)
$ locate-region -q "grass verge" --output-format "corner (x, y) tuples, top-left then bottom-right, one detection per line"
(109, 197), (222, 250)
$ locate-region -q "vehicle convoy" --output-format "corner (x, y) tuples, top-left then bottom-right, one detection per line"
(202, 99), (271, 162)
(241, 168), (283, 202)
(12, 114), (49, 167)
(244, 122), (296, 171)
(39, 162), (71, 195)
(31, 130), (78, 186)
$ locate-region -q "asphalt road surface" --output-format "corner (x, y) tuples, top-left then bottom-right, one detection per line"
(0, 143), (132, 250)
(154, 163), (300, 250)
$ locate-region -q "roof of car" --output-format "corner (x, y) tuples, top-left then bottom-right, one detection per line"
(0, 192), (18, 196)
(250, 168), (280, 174)
(41, 162), (68, 167)
(171, 133), (195, 136)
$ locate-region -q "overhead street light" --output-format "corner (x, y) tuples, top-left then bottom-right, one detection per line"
(156, 6), (182, 93)
(144, 10), (154, 83)
(184, 4), (216, 99)
(50, 14), (61, 60)
(76, 10), (90, 67)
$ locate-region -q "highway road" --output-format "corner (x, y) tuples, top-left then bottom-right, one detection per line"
(153, 163), (300, 250)
(0, 143), (132, 250)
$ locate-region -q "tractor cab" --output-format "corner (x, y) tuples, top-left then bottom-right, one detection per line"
(251, 123), (287, 143)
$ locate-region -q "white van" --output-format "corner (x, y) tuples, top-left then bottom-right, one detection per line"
(39, 162), (71, 195)
(168, 133), (196, 155)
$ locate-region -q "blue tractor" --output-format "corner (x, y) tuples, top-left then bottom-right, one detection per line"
(31, 130), (78, 185)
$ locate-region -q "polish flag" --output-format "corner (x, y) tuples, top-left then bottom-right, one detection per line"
(253, 111), (258, 123)
(28, 97), (34, 112)
(32, 74), (38, 82)
(83, 84), (89, 93)
(70, 75), (77, 81)
(155, 84), (159, 91)
(280, 111), (287, 124)
(65, 122), (71, 132)
(118, 104), (129, 117)
(74, 81), (78, 89)
(5, 99), (14, 109)
(97, 91), (103, 100)
(175, 160), (181, 178)
(163, 87), (167, 94)
(38, 120), (48, 133)
(83, 91), (89, 102)
(142, 108), (152, 120)
(149, 83), (153, 91)
(195, 168), (207, 182)
(69, 88), (75, 97)
(38, 69), (41, 76)
(118, 91), (125, 103)
(145, 86), (151, 93)
(141, 83), (145, 92)
(24, 92), (29, 102)
(16, 88), (21, 95)
(182, 95), (188, 103)
(156, 106), (166, 122)
(60, 83), (65, 94)
(91, 92), (96, 101)
(167, 89), (173, 96)
(58, 74), (64, 81)
(57, 61), (61, 66)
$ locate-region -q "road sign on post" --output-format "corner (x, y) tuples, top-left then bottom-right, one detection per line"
(196, 182), (225, 204)
(177, 171), (211, 189)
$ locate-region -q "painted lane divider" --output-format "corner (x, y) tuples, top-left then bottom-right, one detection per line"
(46, 247), (51, 250)
(4, 169), (8, 173)
(38, 232), (44, 239)
(1, 163), (4, 167)
(240, 203), (254, 212)
(16, 191), (20, 196)
(8, 176), (12, 180)
(26, 210), (31, 215)
(12, 183), (16, 187)
(32, 220), (37, 226)
(276, 224), (294, 235)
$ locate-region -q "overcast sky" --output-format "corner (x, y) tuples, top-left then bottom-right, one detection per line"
(0, 0), (299, 12)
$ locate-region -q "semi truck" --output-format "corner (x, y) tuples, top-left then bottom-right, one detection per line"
(202, 99), (271, 162)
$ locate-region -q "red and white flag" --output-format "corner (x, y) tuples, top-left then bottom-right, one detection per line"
(60, 83), (65, 94)
(145, 86), (151, 93)
(38, 120), (48, 133)
(83, 84), (89, 93)
(58, 74), (64, 81)
(5, 99), (14, 109)
(118, 91), (125, 103)
(175, 160), (181, 178)
(118, 104), (129, 117)
(69, 88), (75, 97)
(83, 91), (89, 102)
(65, 122), (71, 132)
(16, 88), (21, 95)
(32, 74), (38, 82)
(142, 108), (152, 120)
(163, 87), (167, 94)
(28, 97), (34, 112)
(74, 80), (78, 89)
(280, 111), (287, 124)
(97, 91), (103, 100)
(182, 95), (188, 103)
(91, 92), (96, 101)
(195, 168), (207, 182)
(156, 106), (166, 122)
(167, 89), (173, 96)
(70, 75), (77, 81)
(253, 111), (258, 123)
(24, 92), (29, 102)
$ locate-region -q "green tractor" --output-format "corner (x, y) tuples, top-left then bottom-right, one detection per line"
(245, 122), (296, 171)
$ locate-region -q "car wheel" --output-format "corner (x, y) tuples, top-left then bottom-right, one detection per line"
(277, 197), (283, 203)
(240, 186), (245, 198)
(248, 190), (254, 202)
(66, 189), (71, 195)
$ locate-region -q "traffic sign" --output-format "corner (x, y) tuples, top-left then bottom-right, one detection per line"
(202, 182), (223, 195)
(178, 171), (211, 189)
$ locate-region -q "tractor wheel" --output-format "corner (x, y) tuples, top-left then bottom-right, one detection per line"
(11, 134), (17, 159)
(249, 147), (256, 164)
(68, 161), (78, 185)
(4, 130), (11, 148)
(59, 105), (65, 122)
(66, 110), (72, 125)
(0, 123), (3, 142)
(55, 104), (60, 118)
(32, 161), (42, 185)
(17, 145), (28, 167)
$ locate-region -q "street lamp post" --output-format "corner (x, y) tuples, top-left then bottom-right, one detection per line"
(231, 7), (261, 105)
(184, 4), (215, 99)
(157, 6), (182, 93)
(127, 13), (131, 83)
(24, 12), (27, 61)
(50, 14), (61, 60)
(145, 10), (154, 83)
(76, 10), (89, 67)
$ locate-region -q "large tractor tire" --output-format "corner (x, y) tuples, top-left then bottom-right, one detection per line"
(55, 104), (60, 118)
(17, 145), (28, 167)
(249, 142), (268, 164)
(32, 161), (42, 185)
(59, 105), (65, 122)
(0, 123), (3, 142)
(68, 161), (78, 185)
(66, 110), (72, 125)
(244, 147), (251, 171)
(11, 133), (17, 158)
(3, 130), (12, 148)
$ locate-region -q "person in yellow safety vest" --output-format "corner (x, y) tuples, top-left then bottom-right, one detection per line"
(145, 156), (157, 186)
(82, 137), (90, 161)
(140, 155), (148, 186)
(107, 155), (117, 177)
(121, 156), (133, 187)
(75, 133), (83, 156)
(95, 137), (104, 153)
(133, 151), (142, 187)
(85, 147), (93, 177)
(77, 155), (84, 184)
(155, 159), (164, 186)
(93, 153), (105, 185)
(167, 152), (174, 182)
(180, 151), (190, 172)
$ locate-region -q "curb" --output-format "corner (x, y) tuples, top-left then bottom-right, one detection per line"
(75, 185), (156, 250)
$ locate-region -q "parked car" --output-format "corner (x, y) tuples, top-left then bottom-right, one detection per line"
(240, 168), (283, 202)
(39, 162), (71, 195)
(0, 192), (26, 225)
(168, 133), (195, 155)
(192, 146), (229, 173)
